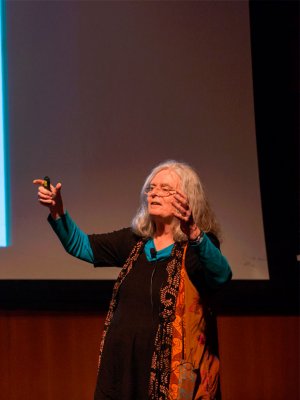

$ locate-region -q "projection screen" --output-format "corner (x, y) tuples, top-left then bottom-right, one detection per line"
(0, 1), (268, 280)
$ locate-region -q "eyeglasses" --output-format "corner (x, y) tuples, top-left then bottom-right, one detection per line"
(145, 186), (177, 197)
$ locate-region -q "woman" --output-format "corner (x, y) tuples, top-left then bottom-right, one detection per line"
(33, 160), (232, 400)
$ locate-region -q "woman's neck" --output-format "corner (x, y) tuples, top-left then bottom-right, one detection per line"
(153, 221), (174, 251)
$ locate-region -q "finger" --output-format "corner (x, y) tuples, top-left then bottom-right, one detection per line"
(173, 208), (184, 220)
(174, 189), (188, 201)
(171, 199), (190, 214)
(38, 191), (52, 201)
(38, 186), (52, 196)
(173, 194), (189, 210)
(33, 179), (45, 185)
(55, 182), (62, 192)
(173, 206), (190, 220)
(38, 198), (53, 206)
(34, 179), (54, 196)
(175, 205), (194, 224)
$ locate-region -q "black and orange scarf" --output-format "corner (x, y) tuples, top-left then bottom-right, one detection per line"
(98, 240), (219, 400)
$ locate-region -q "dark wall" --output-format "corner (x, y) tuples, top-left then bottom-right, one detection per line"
(249, 0), (299, 285)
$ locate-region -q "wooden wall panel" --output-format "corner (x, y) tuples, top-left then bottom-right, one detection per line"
(0, 312), (299, 399)
(0, 312), (104, 400)
(218, 316), (299, 400)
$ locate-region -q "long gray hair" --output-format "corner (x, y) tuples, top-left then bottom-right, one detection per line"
(131, 160), (220, 241)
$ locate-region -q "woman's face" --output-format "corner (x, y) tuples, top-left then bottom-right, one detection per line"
(147, 169), (181, 222)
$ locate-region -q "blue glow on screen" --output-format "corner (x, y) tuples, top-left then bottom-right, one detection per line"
(0, 0), (9, 247)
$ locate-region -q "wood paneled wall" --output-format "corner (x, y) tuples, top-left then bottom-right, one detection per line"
(0, 312), (299, 400)
(218, 316), (299, 399)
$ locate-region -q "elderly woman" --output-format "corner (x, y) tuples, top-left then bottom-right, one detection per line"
(34, 160), (231, 400)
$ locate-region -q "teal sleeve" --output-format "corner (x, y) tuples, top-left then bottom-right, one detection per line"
(47, 211), (94, 263)
(191, 233), (232, 288)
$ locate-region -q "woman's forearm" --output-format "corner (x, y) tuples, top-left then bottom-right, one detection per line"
(48, 211), (94, 263)
(191, 233), (232, 287)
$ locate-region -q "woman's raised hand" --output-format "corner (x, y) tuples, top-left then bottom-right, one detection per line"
(171, 190), (201, 240)
(33, 179), (64, 219)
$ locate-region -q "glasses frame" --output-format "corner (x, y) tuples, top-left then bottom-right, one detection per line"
(144, 186), (177, 198)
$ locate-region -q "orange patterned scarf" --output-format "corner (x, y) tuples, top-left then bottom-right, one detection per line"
(169, 245), (220, 400)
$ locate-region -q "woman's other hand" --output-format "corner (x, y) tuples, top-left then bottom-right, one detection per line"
(33, 179), (64, 220)
(172, 190), (201, 240)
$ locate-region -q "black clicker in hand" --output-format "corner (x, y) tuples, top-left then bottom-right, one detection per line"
(43, 176), (51, 191)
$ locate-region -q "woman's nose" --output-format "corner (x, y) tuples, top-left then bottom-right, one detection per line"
(150, 188), (161, 197)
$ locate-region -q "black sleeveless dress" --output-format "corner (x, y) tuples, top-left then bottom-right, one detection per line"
(88, 228), (218, 400)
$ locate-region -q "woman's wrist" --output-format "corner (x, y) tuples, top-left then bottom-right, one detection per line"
(189, 230), (204, 245)
(50, 206), (64, 220)
(188, 225), (201, 241)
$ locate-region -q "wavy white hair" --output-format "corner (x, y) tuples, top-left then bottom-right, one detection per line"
(131, 160), (220, 241)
